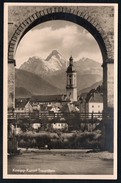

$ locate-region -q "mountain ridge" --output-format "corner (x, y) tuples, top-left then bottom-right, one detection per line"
(16, 50), (102, 98)
(15, 69), (64, 96)
(19, 50), (102, 76)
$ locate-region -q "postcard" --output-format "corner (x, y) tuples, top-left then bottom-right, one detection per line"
(3, 2), (118, 179)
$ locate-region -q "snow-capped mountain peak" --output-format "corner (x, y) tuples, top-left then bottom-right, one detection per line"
(43, 50), (67, 71)
(19, 50), (102, 77)
(46, 50), (66, 62)
(20, 50), (67, 74)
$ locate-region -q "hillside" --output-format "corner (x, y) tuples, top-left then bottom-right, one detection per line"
(15, 87), (32, 98)
(78, 80), (103, 95)
(44, 71), (102, 91)
(15, 69), (64, 96)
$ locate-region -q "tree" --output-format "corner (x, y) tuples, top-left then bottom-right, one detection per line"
(18, 119), (32, 132)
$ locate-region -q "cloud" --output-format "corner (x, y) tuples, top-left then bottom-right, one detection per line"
(15, 21), (102, 68)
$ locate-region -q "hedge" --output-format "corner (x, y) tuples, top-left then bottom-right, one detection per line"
(17, 130), (102, 149)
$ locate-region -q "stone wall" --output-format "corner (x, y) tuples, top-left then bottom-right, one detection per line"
(107, 63), (114, 108)
(8, 5), (114, 58)
(8, 63), (15, 110)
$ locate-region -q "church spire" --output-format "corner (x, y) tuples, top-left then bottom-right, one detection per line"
(66, 56), (77, 101)
(66, 56), (76, 73)
(69, 56), (73, 66)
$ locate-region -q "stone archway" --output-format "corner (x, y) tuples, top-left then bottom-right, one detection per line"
(8, 6), (114, 112)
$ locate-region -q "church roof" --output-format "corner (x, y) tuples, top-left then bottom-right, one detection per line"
(30, 95), (70, 103)
(87, 93), (103, 103)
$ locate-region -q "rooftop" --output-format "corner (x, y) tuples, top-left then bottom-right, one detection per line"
(15, 98), (30, 108)
(30, 95), (70, 103)
(87, 92), (103, 103)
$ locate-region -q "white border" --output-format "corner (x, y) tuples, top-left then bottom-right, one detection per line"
(3, 3), (8, 180)
(4, 2), (117, 6)
(113, 3), (118, 179)
(3, 2), (118, 180)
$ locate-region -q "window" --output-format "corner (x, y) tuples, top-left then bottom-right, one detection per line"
(92, 105), (94, 108)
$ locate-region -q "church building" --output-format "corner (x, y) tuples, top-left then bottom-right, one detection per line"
(66, 56), (77, 102)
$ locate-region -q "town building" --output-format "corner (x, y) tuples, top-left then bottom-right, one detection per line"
(30, 94), (70, 113)
(86, 92), (103, 120)
(15, 98), (33, 113)
(79, 91), (103, 120)
(51, 123), (68, 131)
(32, 123), (41, 130)
(61, 102), (79, 113)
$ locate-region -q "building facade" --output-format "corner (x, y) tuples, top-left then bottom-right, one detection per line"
(15, 98), (33, 113)
(79, 91), (103, 120)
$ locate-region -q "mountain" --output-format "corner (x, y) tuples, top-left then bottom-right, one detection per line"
(15, 87), (32, 98)
(15, 69), (102, 97)
(20, 50), (102, 77)
(78, 80), (103, 95)
(15, 69), (64, 96)
(17, 50), (103, 97)
(20, 50), (67, 76)
(74, 57), (102, 75)
(44, 71), (102, 92)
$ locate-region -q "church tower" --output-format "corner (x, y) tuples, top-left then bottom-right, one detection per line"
(66, 56), (77, 101)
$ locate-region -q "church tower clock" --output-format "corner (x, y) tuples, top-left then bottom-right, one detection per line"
(66, 56), (77, 101)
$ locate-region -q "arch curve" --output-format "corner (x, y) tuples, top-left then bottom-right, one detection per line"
(8, 6), (112, 63)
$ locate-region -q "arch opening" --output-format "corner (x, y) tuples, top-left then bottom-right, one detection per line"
(14, 19), (103, 100)
(9, 10), (111, 63)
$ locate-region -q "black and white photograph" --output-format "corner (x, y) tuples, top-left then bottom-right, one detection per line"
(3, 2), (118, 179)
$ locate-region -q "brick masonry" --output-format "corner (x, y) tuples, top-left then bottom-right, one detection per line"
(8, 6), (114, 58)
(107, 63), (114, 108)
(8, 63), (15, 110)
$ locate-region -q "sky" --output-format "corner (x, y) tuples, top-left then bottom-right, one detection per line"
(15, 20), (103, 68)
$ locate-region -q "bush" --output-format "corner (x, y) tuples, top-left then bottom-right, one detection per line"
(67, 131), (102, 149)
(36, 135), (51, 149)
(17, 130), (102, 149)
(18, 139), (26, 148)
